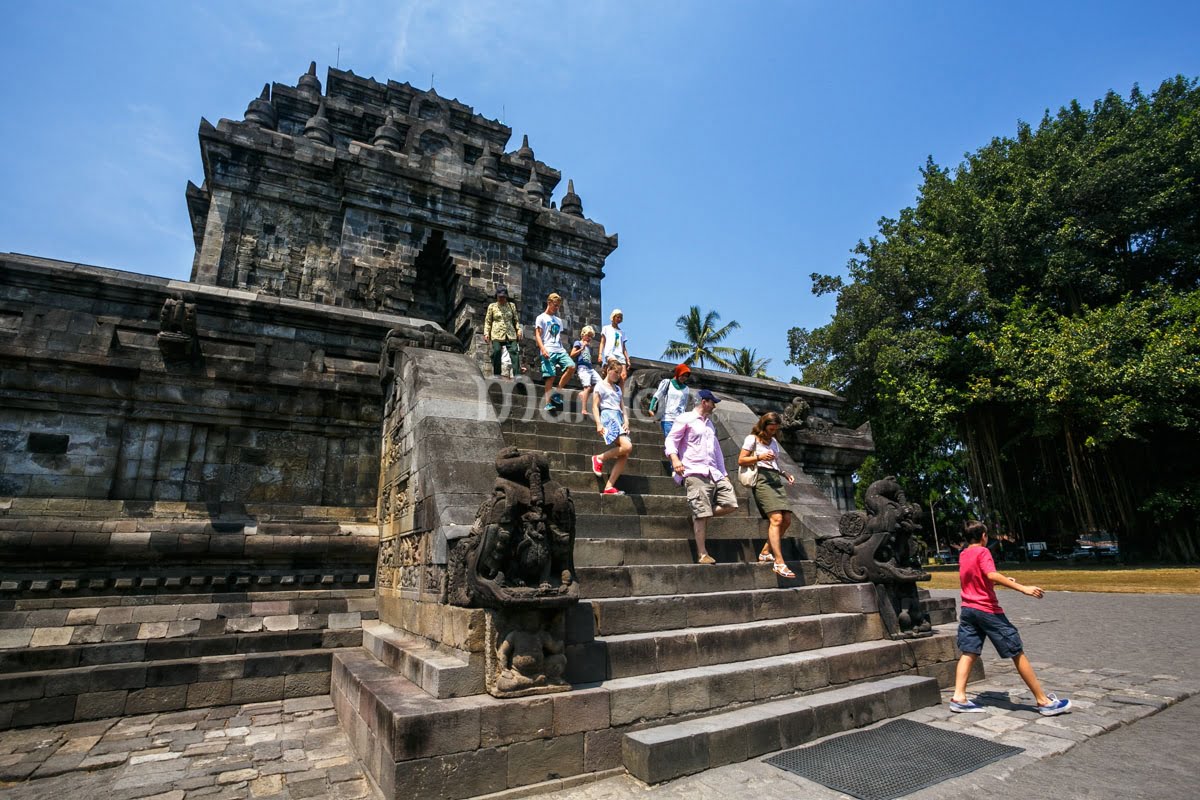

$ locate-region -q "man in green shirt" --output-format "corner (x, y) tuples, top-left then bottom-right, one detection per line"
(483, 285), (521, 378)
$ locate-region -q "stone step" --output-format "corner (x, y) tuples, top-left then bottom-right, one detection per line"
(574, 536), (809, 568)
(597, 612), (883, 679)
(920, 592), (958, 625)
(0, 647), (337, 730)
(575, 512), (770, 540)
(622, 674), (941, 784)
(586, 583), (876, 636)
(503, 429), (666, 451)
(575, 538), (696, 567)
(0, 608), (369, 655)
(557, 471), (682, 495)
(561, 452), (673, 477)
(362, 621), (483, 699)
(569, 492), (689, 516)
(0, 625), (363, 674)
(576, 562), (816, 599)
(332, 631), (963, 798)
(0, 587), (377, 613)
(498, 413), (661, 439)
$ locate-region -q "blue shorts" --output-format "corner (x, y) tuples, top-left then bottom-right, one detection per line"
(600, 409), (627, 446)
(957, 606), (1024, 659)
(577, 363), (600, 387)
(661, 420), (675, 437)
(540, 351), (575, 379)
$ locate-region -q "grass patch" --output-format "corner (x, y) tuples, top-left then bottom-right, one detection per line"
(923, 564), (1200, 594)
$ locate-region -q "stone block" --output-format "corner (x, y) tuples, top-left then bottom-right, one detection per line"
(130, 605), (179, 623)
(46, 664), (146, 696)
(95, 607), (135, 625)
(66, 609), (100, 628)
(394, 704), (481, 759)
(230, 676), (286, 704)
(785, 617), (825, 652)
(284, 670), (330, 698)
(688, 592), (753, 627)
(772, 705), (820, 753)
(791, 654), (832, 691)
(479, 696), (553, 747)
(0, 674), (45, 703)
(820, 613), (861, 647)
(506, 732), (584, 787)
(147, 662), (201, 687)
(584, 727), (623, 772)
(623, 727), (708, 785)
(263, 614), (299, 632)
(391, 747), (506, 800)
(101, 623), (140, 642)
(74, 690), (128, 720)
(186, 680), (233, 708)
(609, 679), (668, 726)
(137, 622), (170, 640)
(80, 640), (146, 666)
(667, 679), (711, 715)
(10, 695), (76, 727)
(552, 688), (609, 736)
(810, 689), (890, 739)
(125, 685), (188, 714)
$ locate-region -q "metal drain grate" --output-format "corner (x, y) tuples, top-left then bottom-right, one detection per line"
(764, 719), (1024, 800)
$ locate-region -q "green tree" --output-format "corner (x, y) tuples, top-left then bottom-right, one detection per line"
(662, 306), (740, 370)
(729, 348), (772, 378)
(788, 76), (1200, 561)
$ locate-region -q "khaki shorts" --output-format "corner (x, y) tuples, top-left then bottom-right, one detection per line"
(684, 475), (738, 519)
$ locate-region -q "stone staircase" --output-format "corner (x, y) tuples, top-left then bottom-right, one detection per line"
(332, 396), (967, 799)
(0, 506), (379, 730)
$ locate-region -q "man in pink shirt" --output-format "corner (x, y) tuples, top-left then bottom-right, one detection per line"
(950, 520), (1071, 716)
(665, 389), (738, 564)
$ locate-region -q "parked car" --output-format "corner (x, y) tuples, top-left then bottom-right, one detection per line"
(1074, 530), (1120, 559)
(1070, 544), (1120, 560)
(933, 550), (958, 565)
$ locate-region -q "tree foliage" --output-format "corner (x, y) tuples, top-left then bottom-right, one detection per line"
(729, 347), (772, 378)
(663, 306), (741, 370)
(788, 76), (1200, 561)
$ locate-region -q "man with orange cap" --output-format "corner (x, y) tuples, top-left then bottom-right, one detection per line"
(649, 363), (693, 438)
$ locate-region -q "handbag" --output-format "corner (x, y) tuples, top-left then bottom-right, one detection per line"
(738, 464), (758, 488)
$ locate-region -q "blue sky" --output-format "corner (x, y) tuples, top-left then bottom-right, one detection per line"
(3, 1), (1198, 382)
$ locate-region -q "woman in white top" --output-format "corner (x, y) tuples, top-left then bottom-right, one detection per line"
(737, 411), (796, 578)
(590, 358), (632, 495)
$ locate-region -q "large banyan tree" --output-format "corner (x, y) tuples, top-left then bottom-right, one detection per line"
(789, 76), (1200, 561)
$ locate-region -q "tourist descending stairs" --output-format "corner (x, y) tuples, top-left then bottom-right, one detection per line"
(333, 377), (968, 799)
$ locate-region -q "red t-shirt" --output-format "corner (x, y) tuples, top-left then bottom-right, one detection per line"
(959, 545), (1002, 614)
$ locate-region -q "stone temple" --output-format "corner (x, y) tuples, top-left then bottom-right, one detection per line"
(0, 63), (969, 798)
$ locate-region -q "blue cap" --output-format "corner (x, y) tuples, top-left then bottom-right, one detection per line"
(697, 389), (721, 403)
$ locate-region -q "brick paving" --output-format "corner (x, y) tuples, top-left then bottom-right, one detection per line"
(0, 696), (380, 800)
(4, 590), (1198, 800)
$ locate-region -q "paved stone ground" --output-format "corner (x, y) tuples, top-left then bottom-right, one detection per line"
(3, 589), (1198, 800)
(0, 696), (377, 800)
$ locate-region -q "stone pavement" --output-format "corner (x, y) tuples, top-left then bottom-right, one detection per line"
(0, 695), (379, 800)
(3, 589), (1198, 800)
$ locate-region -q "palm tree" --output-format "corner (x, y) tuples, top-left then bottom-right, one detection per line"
(662, 306), (741, 370)
(729, 348), (772, 379)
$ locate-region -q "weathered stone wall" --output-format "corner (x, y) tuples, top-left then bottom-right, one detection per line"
(0, 253), (405, 509)
(374, 346), (503, 654)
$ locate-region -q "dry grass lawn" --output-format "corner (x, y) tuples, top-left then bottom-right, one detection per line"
(923, 564), (1200, 594)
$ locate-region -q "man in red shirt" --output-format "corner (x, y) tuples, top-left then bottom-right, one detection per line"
(950, 520), (1072, 716)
